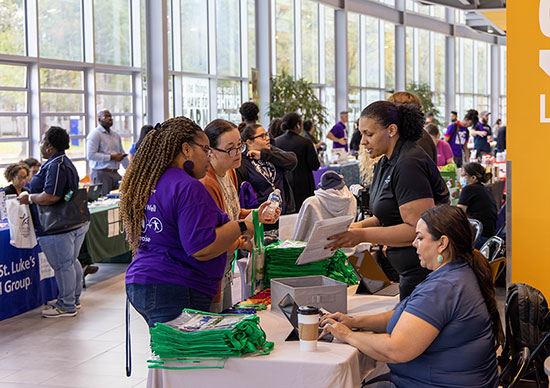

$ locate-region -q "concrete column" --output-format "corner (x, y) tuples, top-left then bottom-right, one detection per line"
(335, 8), (348, 115)
(256, 0), (272, 128)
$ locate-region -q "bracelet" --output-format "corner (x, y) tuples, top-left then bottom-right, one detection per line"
(28, 194), (33, 204)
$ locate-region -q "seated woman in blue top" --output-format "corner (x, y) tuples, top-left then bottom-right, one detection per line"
(321, 205), (503, 388)
(120, 117), (256, 328)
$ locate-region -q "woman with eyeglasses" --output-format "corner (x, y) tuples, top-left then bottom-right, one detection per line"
(201, 119), (280, 312)
(120, 117), (256, 327)
(237, 124), (297, 223)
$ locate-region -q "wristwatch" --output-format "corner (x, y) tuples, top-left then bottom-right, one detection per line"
(238, 221), (248, 235)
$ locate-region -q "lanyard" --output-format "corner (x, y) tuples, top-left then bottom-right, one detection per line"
(251, 159), (277, 191)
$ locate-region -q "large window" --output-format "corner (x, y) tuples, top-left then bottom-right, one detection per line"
(39, 0), (83, 61)
(216, 0), (241, 77)
(180, 0), (209, 73)
(275, 0), (295, 76)
(94, 0), (132, 66)
(0, 0), (26, 56)
(301, 0), (319, 83)
(456, 38), (490, 118)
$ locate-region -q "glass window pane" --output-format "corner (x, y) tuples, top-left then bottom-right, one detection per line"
(40, 68), (83, 90)
(121, 136), (133, 152)
(38, 0), (83, 61)
(96, 95), (132, 113)
(216, 79), (241, 123)
(323, 87), (335, 131)
(96, 73), (132, 92)
(94, 0), (131, 66)
(434, 33), (445, 92)
(418, 29), (430, 85)
(477, 42), (488, 95)
(433, 5), (445, 19)
(348, 88), (361, 127)
(248, 0), (256, 71)
(112, 116), (133, 136)
(216, 0), (241, 77)
(324, 7), (335, 85)
(0, 141), (28, 164)
(0, 0), (25, 55)
(0, 91), (26, 112)
(463, 39), (474, 93)
(406, 27), (414, 85)
(362, 89), (382, 107)
(384, 22), (395, 91)
(141, 0), (147, 69)
(365, 16), (379, 88)
(301, 0), (319, 83)
(0, 116), (27, 137)
(347, 13), (360, 87)
(167, 0), (173, 71)
(72, 160), (87, 182)
(41, 92), (83, 112)
(0, 64), (26, 88)
(181, 77), (210, 129)
(43, 115), (85, 136)
(275, 0), (294, 76)
(181, 0), (209, 73)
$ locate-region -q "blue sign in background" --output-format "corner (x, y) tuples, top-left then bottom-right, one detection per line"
(0, 227), (57, 321)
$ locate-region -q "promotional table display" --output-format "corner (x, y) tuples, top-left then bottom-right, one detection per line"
(148, 309), (274, 370)
(263, 241), (358, 287)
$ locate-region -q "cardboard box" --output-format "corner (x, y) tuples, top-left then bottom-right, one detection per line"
(271, 275), (347, 314)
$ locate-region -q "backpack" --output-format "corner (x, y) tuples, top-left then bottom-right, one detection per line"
(499, 283), (550, 387)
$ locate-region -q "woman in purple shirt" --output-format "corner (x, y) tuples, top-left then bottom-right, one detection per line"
(120, 117), (255, 327)
(321, 206), (502, 387)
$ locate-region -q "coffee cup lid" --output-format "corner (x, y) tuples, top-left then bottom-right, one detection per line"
(297, 306), (319, 315)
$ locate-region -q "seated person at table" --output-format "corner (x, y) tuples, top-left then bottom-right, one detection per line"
(425, 123), (454, 167)
(3, 162), (30, 196)
(120, 117), (256, 327)
(320, 205), (502, 388)
(458, 162), (498, 249)
(201, 119), (280, 312)
(293, 171), (356, 242)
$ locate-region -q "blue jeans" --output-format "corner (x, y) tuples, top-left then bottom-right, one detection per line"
(126, 283), (212, 328)
(37, 223), (89, 312)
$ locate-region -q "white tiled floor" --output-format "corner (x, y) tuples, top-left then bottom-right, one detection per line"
(0, 264), (151, 388)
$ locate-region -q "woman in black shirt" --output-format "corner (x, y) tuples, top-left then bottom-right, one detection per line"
(3, 162), (30, 196)
(458, 162), (498, 249)
(327, 101), (449, 299)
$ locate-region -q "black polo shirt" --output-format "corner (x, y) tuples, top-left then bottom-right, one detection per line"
(458, 182), (497, 237)
(370, 138), (449, 228)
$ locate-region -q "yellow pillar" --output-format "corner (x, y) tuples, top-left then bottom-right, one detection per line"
(508, 0), (550, 297)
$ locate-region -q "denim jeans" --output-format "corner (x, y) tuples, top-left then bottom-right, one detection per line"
(37, 223), (89, 312)
(126, 283), (212, 328)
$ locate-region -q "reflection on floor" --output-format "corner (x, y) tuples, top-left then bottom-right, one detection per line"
(0, 263), (516, 387)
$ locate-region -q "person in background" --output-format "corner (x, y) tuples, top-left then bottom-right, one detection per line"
(86, 109), (129, 196)
(302, 119), (325, 151)
(425, 111), (435, 125)
(201, 119), (279, 312)
(128, 124), (154, 163)
(239, 101), (259, 127)
(387, 92), (437, 164)
(445, 109), (476, 167)
(321, 205), (502, 387)
(22, 158), (41, 185)
(18, 126), (90, 318)
(327, 111), (349, 153)
(275, 112), (321, 211)
(120, 117), (256, 327)
(3, 163), (30, 196)
(449, 110), (458, 125)
(237, 124), (297, 221)
(293, 171), (356, 242)
(349, 119), (362, 157)
(493, 118), (502, 134)
(426, 123), (454, 167)
(471, 111), (493, 159)
(496, 125), (506, 153)
(327, 101), (449, 300)
(458, 162), (498, 249)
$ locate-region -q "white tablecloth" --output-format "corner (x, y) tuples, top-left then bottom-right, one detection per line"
(147, 286), (398, 388)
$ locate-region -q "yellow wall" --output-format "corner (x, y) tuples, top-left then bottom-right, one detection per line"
(508, 0), (550, 297)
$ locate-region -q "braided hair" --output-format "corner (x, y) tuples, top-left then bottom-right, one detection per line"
(420, 205), (504, 349)
(119, 116), (202, 252)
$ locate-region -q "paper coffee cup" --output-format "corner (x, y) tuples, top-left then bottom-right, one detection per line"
(297, 306), (320, 351)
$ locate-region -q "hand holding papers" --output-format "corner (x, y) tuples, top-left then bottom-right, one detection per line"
(295, 215), (354, 265)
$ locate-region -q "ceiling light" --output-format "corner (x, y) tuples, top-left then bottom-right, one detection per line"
(457, 0), (471, 5)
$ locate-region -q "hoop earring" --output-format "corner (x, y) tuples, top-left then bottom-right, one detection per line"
(183, 160), (194, 175)
(437, 255), (443, 263)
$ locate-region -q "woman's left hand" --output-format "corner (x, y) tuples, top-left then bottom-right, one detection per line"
(325, 229), (365, 250)
(257, 201), (281, 224)
(319, 320), (353, 343)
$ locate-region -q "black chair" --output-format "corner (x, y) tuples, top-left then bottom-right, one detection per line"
(480, 236), (504, 262)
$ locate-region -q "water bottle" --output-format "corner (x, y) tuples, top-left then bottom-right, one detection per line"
(262, 189), (281, 219)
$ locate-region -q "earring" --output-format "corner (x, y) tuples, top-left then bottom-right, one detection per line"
(437, 255), (443, 263)
(183, 160), (194, 175)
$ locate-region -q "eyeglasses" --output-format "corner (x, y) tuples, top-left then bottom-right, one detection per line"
(189, 141), (212, 157)
(212, 143), (246, 158)
(250, 133), (269, 141)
